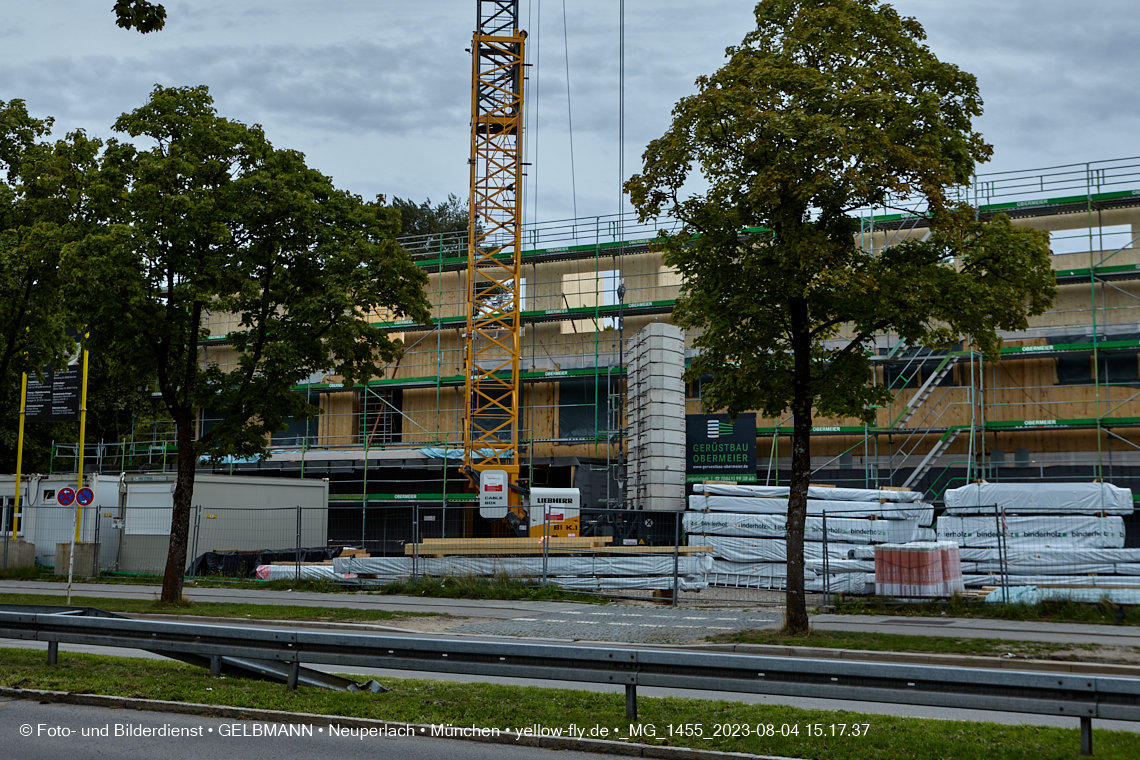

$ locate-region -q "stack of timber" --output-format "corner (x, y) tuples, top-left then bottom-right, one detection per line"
(937, 481), (1140, 591)
(686, 483), (935, 595)
(334, 536), (714, 591)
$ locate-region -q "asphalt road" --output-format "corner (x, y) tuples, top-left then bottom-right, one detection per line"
(0, 700), (606, 760)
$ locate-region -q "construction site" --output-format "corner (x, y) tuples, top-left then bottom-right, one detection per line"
(5, 2), (1140, 598)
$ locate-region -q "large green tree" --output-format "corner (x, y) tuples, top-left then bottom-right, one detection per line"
(68, 85), (430, 601)
(627, 0), (1056, 632)
(0, 101), (109, 468)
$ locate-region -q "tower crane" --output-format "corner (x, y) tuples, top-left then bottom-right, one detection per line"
(463, 1), (528, 520)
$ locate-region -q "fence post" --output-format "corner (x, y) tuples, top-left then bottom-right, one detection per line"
(994, 503), (1008, 604)
(190, 505), (202, 579)
(92, 513), (100, 577)
(412, 502), (419, 582)
(672, 511), (680, 608)
(295, 505), (302, 584)
(822, 509), (830, 607)
(541, 504), (549, 588)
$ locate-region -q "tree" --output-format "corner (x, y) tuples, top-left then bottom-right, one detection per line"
(392, 194), (468, 238)
(626, 0), (1056, 633)
(0, 100), (106, 467)
(68, 85), (431, 602)
(391, 194), (470, 258)
(113, 1), (166, 33)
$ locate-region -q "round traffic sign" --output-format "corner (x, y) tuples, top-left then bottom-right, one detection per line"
(56, 487), (76, 506)
(76, 487), (95, 506)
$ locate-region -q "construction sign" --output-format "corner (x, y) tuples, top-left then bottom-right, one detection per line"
(685, 413), (757, 483)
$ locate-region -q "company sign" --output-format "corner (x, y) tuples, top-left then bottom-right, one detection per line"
(685, 413), (757, 483)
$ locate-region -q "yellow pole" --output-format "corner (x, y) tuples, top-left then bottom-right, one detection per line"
(12, 372), (27, 540)
(74, 338), (90, 542)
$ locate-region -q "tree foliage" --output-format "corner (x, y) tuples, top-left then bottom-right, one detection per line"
(113, 0), (166, 33)
(627, 0), (1056, 632)
(391, 194), (468, 238)
(67, 85), (431, 601)
(0, 100), (112, 467)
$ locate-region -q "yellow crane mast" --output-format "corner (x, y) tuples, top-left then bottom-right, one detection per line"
(463, 1), (527, 502)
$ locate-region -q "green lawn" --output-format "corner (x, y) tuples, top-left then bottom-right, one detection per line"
(833, 595), (1140, 626)
(711, 627), (1102, 659)
(0, 648), (1133, 760)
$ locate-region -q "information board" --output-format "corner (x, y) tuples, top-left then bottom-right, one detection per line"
(685, 413), (757, 483)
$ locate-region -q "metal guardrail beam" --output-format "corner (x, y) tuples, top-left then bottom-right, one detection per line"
(1, 608), (1137, 754)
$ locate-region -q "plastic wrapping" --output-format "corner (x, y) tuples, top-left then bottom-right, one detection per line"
(957, 547), (1140, 563)
(943, 482), (1133, 515)
(688, 495), (933, 523)
(689, 535), (863, 562)
(693, 484), (925, 502)
(936, 515), (1125, 549)
(874, 541), (963, 597)
(255, 565), (358, 581)
(683, 511), (931, 544)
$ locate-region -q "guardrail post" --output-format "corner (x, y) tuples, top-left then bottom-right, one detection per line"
(625, 683), (637, 720)
(1080, 716), (1092, 755)
(287, 661), (300, 691)
(210, 655), (221, 678)
(47, 641), (57, 665)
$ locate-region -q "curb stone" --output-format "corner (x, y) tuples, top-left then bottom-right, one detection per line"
(0, 687), (800, 760)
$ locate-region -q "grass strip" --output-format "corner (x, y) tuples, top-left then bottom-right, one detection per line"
(711, 628), (1096, 659)
(0, 592), (437, 623)
(0, 647), (1134, 759)
(365, 574), (605, 603)
(834, 595), (1140, 626)
(0, 567), (607, 603)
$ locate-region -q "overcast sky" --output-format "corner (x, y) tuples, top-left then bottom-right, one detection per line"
(2, 1), (1137, 225)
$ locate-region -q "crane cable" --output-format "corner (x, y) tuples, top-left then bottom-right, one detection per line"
(561, 0), (578, 220)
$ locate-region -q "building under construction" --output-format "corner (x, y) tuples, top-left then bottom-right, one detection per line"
(33, 156), (1140, 550)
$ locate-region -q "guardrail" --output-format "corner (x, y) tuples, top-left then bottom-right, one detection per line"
(1, 607), (1137, 755)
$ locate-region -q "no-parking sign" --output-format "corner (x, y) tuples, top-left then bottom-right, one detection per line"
(76, 487), (94, 506)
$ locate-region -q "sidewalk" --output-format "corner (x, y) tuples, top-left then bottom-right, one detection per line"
(0, 580), (583, 619)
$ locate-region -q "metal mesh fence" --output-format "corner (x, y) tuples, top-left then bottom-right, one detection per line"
(6, 482), (1136, 607)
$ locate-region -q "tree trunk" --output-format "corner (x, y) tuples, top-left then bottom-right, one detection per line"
(160, 410), (196, 603)
(784, 300), (812, 634)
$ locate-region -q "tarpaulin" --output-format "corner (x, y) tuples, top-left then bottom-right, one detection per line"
(688, 495), (933, 523)
(943, 482), (1133, 515)
(689, 535), (864, 562)
(936, 515), (1124, 549)
(189, 547), (339, 578)
(683, 511), (932, 543)
(693, 484), (925, 502)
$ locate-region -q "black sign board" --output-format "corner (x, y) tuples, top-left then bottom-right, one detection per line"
(685, 413), (757, 483)
(24, 363), (82, 422)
